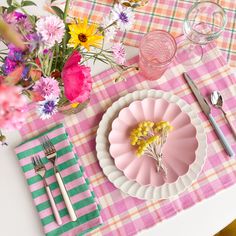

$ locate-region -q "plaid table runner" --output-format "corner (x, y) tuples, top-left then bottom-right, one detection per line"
(68, 0), (236, 67)
(18, 39), (236, 235)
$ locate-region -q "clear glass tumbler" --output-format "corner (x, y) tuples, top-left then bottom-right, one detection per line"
(139, 30), (177, 80)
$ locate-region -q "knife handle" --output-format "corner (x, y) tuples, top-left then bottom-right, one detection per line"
(224, 112), (236, 140)
(209, 114), (235, 157)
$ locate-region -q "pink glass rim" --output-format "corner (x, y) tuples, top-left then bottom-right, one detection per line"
(139, 30), (177, 66)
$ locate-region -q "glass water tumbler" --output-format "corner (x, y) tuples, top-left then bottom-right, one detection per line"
(139, 30), (177, 80)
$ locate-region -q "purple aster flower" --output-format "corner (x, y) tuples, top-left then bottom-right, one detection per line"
(111, 4), (135, 31)
(21, 66), (30, 79)
(37, 95), (58, 120)
(2, 11), (33, 33)
(8, 44), (24, 62)
(26, 33), (42, 52)
(2, 58), (18, 75)
(33, 76), (60, 98)
(14, 12), (33, 32)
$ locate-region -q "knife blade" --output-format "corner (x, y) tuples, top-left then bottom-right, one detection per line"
(183, 73), (211, 115)
(183, 72), (235, 157)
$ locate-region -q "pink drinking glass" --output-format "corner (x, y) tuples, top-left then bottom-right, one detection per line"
(139, 30), (177, 80)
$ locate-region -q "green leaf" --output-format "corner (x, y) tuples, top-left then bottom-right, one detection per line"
(7, 0), (12, 6)
(51, 6), (64, 19)
(51, 0), (57, 2)
(21, 1), (37, 7)
(7, 6), (17, 13)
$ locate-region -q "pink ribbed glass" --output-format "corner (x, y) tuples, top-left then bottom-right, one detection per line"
(139, 30), (177, 80)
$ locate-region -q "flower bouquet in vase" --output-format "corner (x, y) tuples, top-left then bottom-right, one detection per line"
(0, 0), (136, 144)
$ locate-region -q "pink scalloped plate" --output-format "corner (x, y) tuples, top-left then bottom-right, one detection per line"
(108, 98), (198, 187)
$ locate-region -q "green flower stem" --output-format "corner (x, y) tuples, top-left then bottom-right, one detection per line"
(47, 48), (55, 76)
(63, 0), (70, 23)
(38, 55), (47, 76)
(62, 0), (70, 58)
(25, 61), (42, 71)
(54, 43), (59, 71)
(98, 20), (118, 33)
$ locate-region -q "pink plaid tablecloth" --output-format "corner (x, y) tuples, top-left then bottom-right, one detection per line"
(68, 0), (236, 67)
(19, 38), (236, 235)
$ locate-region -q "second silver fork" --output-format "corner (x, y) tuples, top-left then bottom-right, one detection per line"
(40, 136), (77, 222)
(32, 155), (62, 225)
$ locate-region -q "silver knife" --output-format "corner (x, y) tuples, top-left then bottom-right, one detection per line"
(183, 72), (234, 157)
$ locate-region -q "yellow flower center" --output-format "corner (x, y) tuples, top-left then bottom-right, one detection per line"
(78, 33), (87, 42)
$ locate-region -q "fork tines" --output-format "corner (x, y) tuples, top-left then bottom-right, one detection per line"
(32, 155), (43, 168)
(40, 135), (56, 153)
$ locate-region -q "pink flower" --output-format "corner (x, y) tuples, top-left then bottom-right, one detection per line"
(33, 76), (60, 98)
(36, 15), (65, 48)
(62, 51), (92, 103)
(112, 43), (126, 65)
(0, 85), (27, 130)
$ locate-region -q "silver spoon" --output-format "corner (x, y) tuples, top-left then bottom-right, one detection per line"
(211, 91), (236, 139)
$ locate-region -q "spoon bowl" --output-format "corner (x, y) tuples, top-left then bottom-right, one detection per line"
(211, 91), (223, 109)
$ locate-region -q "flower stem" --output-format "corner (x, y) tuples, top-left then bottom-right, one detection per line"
(99, 20), (117, 33)
(63, 0), (70, 23)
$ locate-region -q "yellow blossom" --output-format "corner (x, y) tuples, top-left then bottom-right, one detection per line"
(68, 18), (103, 51)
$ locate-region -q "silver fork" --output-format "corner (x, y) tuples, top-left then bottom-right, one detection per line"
(40, 136), (77, 222)
(32, 155), (62, 225)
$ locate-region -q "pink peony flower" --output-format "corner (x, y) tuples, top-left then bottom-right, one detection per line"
(62, 51), (92, 103)
(36, 15), (65, 48)
(33, 76), (60, 98)
(0, 85), (27, 130)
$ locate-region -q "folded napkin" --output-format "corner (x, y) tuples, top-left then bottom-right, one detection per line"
(15, 123), (102, 236)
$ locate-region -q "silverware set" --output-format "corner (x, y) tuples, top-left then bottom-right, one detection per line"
(32, 136), (77, 225)
(183, 73), (235, 157)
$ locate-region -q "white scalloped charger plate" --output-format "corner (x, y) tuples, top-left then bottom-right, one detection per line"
(96, 90), (207, 200)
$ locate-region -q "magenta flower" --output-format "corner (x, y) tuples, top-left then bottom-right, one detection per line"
(112, 43), (126, 65)
(62, 51), (92, 103)
(36, 15), (65, 48)
(3, 11), (33, 33)
(33, 76), (60, 98)
(8, 44), (25, 62)
(2, 58), (18, 75)
(0, 85), (27, 130)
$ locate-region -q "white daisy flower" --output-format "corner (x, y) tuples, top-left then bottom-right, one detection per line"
(111, 4), (135, 31)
